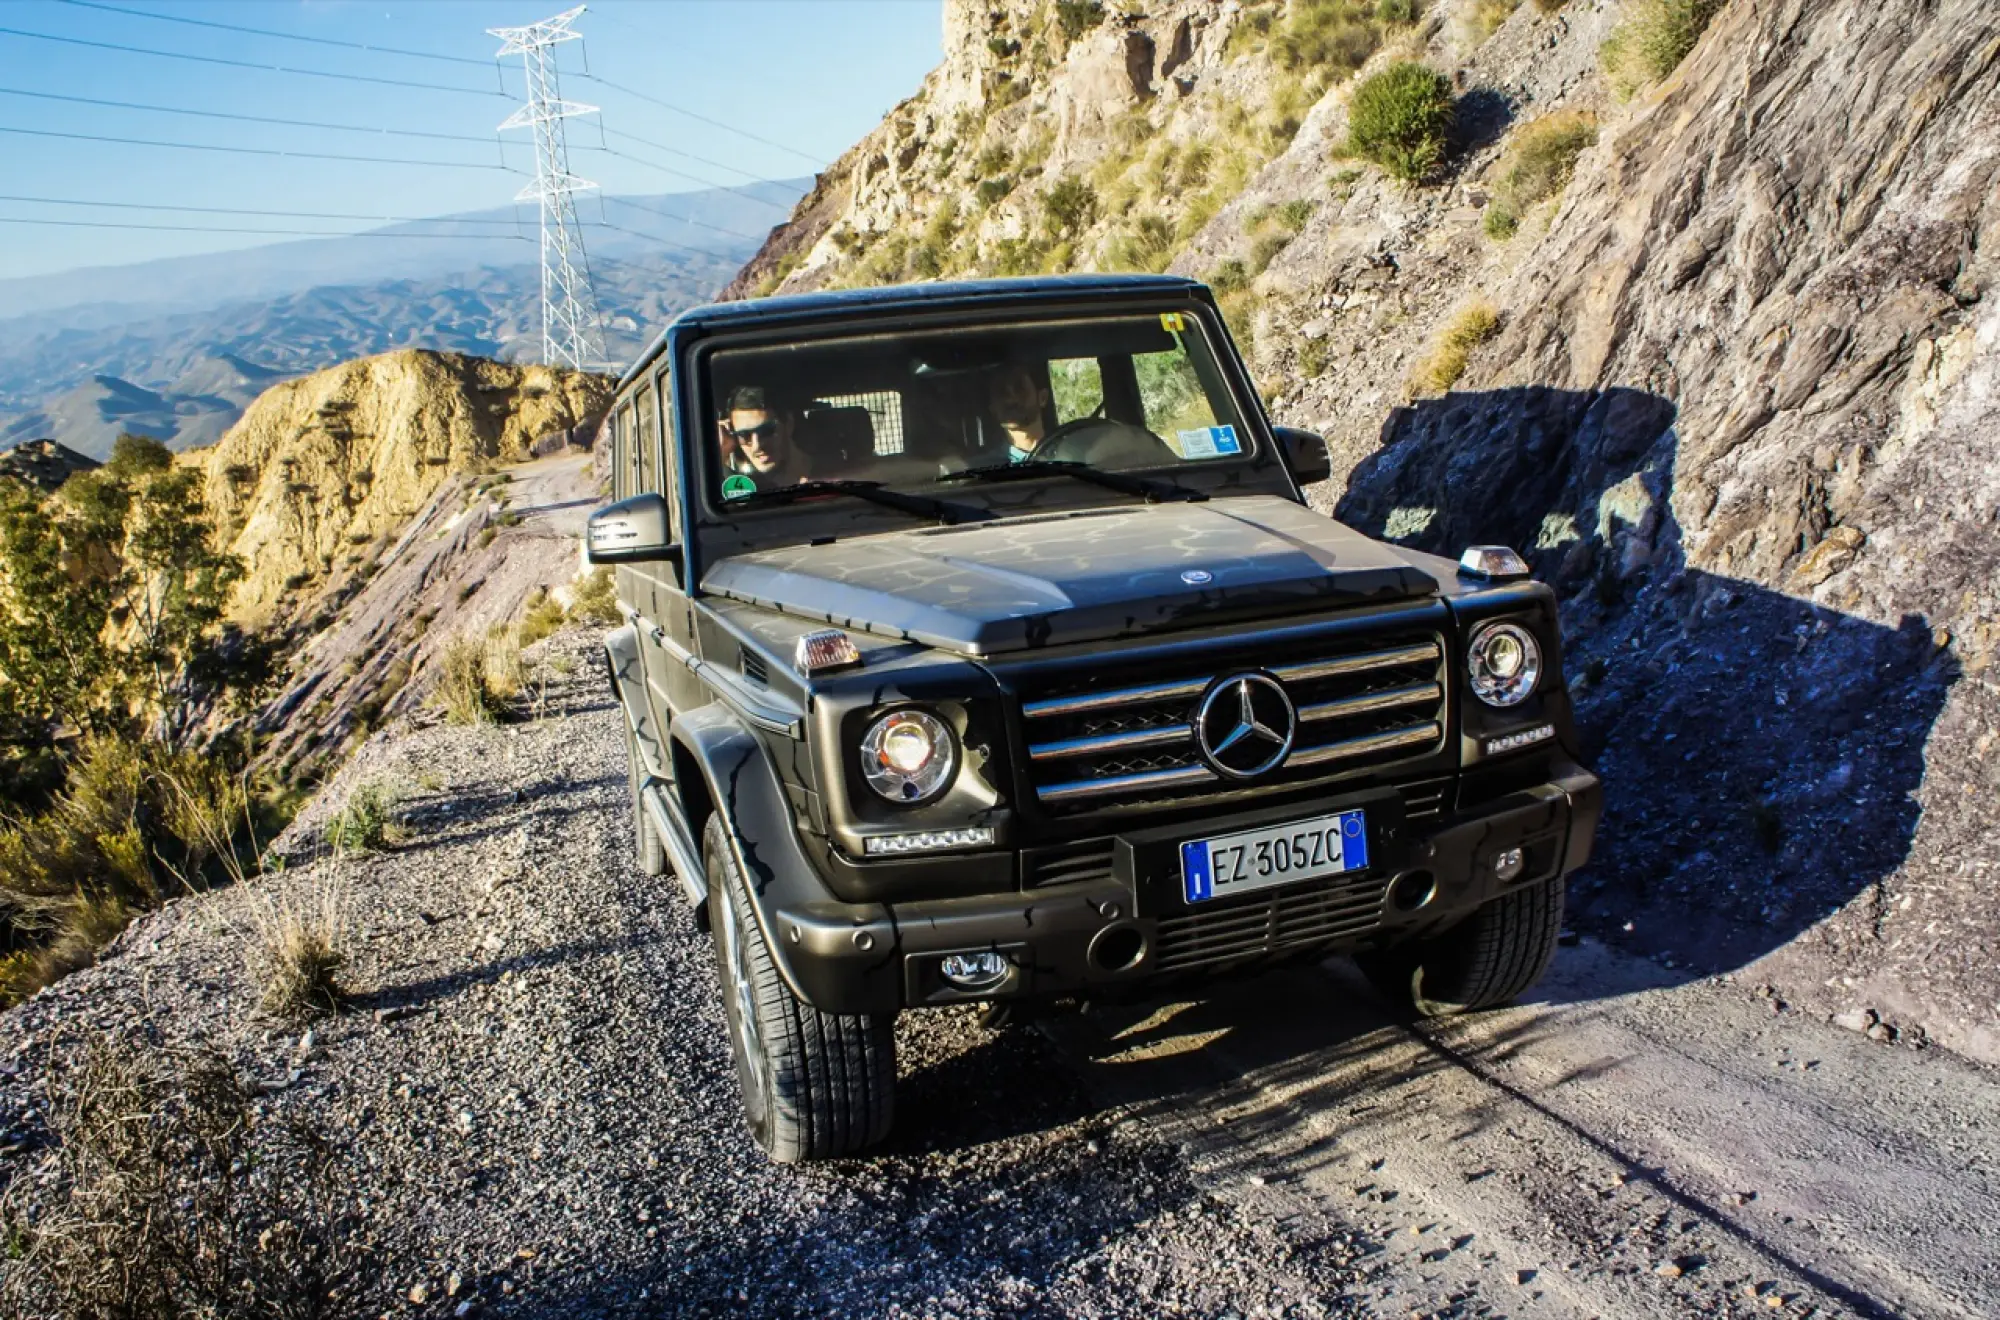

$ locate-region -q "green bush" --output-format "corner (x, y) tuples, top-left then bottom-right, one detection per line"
(1299, 337), (1332, 379)
(975, 144), (1013, 177)
(568, 567), (619, 625)
(1106, 213), (1177, 273)
(325, 779), (402, 853)
(1482, 110), (1598, 238)
(1207, 259), (1251, 294)
(975, 175), (1015, 208)
(1346, 62), (1456, 183)
(1276, 199), (1318, 232)
(1054, 0), (1106, 42)
(1601, 0), (1724, 95)
(1272, 0), (1385, 75)
(518, 587), (567, 647)
(1042, 176), (1099, 239)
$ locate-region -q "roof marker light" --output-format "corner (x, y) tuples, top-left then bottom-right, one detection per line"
(795, 629), (862, 673)
(1458, 545), (1531, 580)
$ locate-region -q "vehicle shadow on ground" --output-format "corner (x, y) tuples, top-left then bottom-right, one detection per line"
(1336, 385), (1959, 981)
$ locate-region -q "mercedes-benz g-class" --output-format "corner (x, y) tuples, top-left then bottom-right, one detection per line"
(586, 275), (1600, 1163)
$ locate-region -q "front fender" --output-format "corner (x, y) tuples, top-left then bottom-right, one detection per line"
(674, 705), (899, 1014)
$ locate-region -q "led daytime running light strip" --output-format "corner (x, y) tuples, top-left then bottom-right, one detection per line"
(1485, 724), (1555, 754)
(862, 827), (996, 856)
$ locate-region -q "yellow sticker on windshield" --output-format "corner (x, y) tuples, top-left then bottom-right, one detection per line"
(1160, 312), (1186, 332)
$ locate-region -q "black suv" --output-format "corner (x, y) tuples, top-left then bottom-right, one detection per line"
(587, 275), (1599, 1163)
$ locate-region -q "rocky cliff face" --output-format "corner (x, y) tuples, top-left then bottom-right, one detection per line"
(728, 0), (2000, 1057)
(197, 350), (611, 627)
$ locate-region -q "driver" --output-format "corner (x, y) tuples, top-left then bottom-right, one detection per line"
(985, 361), (1052, 464)
(721, 385), (812, 487)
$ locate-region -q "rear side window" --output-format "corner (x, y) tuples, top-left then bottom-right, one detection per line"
(613, 403), (636, 500)
(636, 385), (658, 493)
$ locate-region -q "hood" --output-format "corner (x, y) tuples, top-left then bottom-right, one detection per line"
(700, 496), (1438, 656)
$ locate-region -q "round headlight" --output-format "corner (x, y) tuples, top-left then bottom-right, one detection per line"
(1467, 622), (1542, 707)
(859, 709), (957, 803)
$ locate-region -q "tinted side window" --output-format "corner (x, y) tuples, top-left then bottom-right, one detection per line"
(636, 385), (658, 493)
(613, 403), (634, 500)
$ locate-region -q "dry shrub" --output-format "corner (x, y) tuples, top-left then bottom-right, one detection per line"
(0, 1035), (359, 1318)
(517, 587), (567, 647)
(567, 567), (618, 626)
(1409, 300), (1501, 395)
(1601, 0), (1725, 96)
(249, 879), (347, 1020)
(1483, 110), (1599, 238)
(431, 634), (503, 725)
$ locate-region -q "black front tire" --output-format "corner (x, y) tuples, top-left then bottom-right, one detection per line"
(1362, 876), (1565, 1017)
(703, 814), (896, 1163)
(623, 718), (667, 878)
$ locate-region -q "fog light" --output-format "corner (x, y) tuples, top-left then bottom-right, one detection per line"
(862, 827), (995, 855)
(1493, 847), (1526, 882)
(939, 951), (1011, 990)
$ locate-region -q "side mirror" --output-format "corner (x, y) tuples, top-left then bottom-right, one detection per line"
(586, 493), (680, 566)
(1273, 426), (1332, 486)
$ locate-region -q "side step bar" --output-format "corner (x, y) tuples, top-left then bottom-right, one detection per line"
(641, 780), (708, 907)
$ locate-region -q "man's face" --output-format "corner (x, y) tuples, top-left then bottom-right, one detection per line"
(728, 407), (792, 474)
(988, 365), (1047, 434)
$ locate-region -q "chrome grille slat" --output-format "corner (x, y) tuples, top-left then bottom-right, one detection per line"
(1288, 723), (1443, 768)
(1029, 723), (1193, 762)
(1297, 682), (1442, 724)
(1019, 626), (1448, 810)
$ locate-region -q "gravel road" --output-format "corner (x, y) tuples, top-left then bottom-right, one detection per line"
(2, 631), (1995, 1318)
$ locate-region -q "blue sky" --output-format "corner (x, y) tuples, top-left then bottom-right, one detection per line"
(0, 0), (943, 281)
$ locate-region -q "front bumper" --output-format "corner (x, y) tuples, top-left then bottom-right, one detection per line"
(768, 761), (1601, 1016)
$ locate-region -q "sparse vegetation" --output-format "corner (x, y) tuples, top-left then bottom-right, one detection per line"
(1410, 300), (1501, 395)
(1053, 0), (1106, 43)
(325, 778), (402, 853)
(0, 1036), (355, 1315)
(1463, 0), (1522, 44)
(1601, 0), (1725, 96)
(1346, 62), (1457, 183)
(250, 879), (347, 1019)
(519, 587), (568, 647)
(1300, 337), (1332, 379)
(1042, 176), (1099, 240)
(1483, 110), (1599, 238)
(568, 567), (619, 626)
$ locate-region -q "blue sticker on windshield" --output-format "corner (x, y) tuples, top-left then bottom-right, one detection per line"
(1177, 425), (1242, 459)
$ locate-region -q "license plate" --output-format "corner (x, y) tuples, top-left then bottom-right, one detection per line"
(1179, 809), (1369, 904)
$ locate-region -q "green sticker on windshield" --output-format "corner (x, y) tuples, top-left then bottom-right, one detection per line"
(721, 473), (757, 500)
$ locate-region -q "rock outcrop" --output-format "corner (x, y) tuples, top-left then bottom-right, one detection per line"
(0, 439), (98, 493)
(198, 349), (611, 627)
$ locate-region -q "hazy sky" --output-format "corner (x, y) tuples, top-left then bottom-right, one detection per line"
(0, 0), (944, 282)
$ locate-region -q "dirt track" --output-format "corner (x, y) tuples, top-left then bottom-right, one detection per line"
(1055, 940), (2000, 1319)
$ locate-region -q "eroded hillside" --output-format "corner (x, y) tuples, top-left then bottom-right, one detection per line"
(729, 0), (2000, 1057)
(198, 349), (611, 627)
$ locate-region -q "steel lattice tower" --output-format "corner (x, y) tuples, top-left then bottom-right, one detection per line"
(490, 6), (602, 371)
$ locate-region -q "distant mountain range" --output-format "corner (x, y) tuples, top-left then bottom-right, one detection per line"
(0, 181), (803, 459)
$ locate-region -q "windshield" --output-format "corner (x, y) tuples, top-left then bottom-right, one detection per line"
(703, 310), (1251, 506)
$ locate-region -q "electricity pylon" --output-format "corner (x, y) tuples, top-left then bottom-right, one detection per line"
(490, 5), (603, 372)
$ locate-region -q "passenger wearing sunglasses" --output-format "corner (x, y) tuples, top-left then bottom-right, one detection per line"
(721, 385), (812, 488)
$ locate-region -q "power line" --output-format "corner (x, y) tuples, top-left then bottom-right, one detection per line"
(0, 25), (510, 98)
(0, 215), (532, 240)
(591, 220), (741, 267)
(598, 124), (775, 187)
(0, 123), (514, 170)
(575, 71), (825, 167)
(596, 195), (760, 249)
(593, 129), (793, 208)
(0, 86), (508, 146)
(54, 0), (498, 68)
(0, 193), (536, 227)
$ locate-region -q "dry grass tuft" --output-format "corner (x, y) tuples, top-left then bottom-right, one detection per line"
(250, 879), (348, 1020)
(0, 1035), (357, 1317)
(1483, 110), (1599, 239)
(1409, 301), (1502, 396)
(324, 779), (403, 853)
(432, 634), (504, 724)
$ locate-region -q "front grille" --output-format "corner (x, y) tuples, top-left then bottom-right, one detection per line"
(1022, 838), (1115, 889)
(1020, 630), (1447, 811)
(1154, 872), (1390, 973)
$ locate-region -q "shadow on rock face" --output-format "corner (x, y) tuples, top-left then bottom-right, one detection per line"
(1337, 386), (1960, 979)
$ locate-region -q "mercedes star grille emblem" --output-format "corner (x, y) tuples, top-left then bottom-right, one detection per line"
(1193, 673), (1297, 780)
(1180, 568), (1214, 585)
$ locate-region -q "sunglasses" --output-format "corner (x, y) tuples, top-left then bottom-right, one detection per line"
(731, 420), (780, 443)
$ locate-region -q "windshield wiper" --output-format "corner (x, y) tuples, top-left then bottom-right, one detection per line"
(939, 460), (1208, 504)
(726, 479), (987, 526)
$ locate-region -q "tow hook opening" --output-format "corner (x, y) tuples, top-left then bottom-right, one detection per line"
(1390, 869), (1438, 913)
(1088, 923), (1147, 973)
